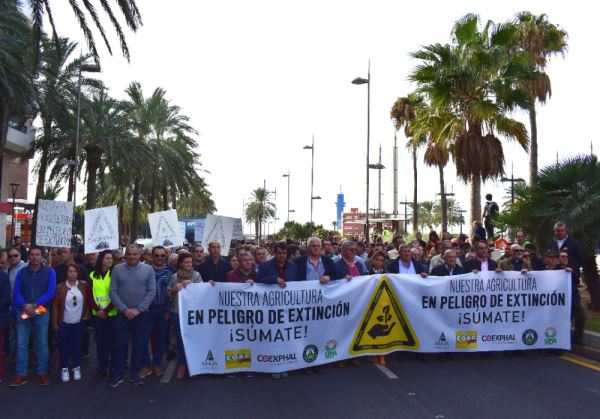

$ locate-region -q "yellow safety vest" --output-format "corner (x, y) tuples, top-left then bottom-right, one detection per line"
(90, 270), (118, 317)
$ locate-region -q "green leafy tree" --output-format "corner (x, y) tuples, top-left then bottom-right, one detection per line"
(245, 188), (275, 242)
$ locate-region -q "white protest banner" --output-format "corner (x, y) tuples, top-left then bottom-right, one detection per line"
(36, 199), (74, 247)
(179, 270), (571, 375)
(193, 219), (207, 242)
(201, 214), (234, 256)
(148, 209), (184, 247)
(84, 205), (119, 254)
(233, 218), (244, 240)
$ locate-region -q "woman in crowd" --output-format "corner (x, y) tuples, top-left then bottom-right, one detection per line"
(52, 263), (90, 383)
(229, 254), (240, 271)
(167, 252), (203, 379)
(87, 250), (117, 379)
(368, 250), (387, 275)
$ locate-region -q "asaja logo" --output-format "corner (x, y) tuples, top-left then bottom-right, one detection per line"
(434, 332), (450, 350)
(325, 339), (338, 359)
(225, 349), (252, 369)
(522, 329), (538, 346)
(303, 344), (318, 363)
(455, 331), (477, 349)
(201, 350), (217, 368)
(544, 327), (557, 345)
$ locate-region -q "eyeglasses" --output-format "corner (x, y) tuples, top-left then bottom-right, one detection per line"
(523, 254), (530, 258)
(8, 254), (19, 258)
(153, 254), (166, 258)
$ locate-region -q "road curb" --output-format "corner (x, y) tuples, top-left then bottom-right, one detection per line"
(571, 330), (600, 361)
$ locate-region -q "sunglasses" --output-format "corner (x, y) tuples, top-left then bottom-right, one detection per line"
(72, 295), (77, 307)
(153, 254), (166, 258)
(8, 254), (20, 258)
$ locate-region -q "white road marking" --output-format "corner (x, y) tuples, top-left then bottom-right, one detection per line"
(160, 359), (177, 385)
(374, 363), (399, 379)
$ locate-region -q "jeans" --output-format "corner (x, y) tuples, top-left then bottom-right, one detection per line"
(2, 317), (17, 358)
(92, 315), (116, 371)
(144, 305), (169, 368)
(113, 312), (149, 378)
(171, 313), (187, 366)
(16, 312), (50, 376)
(57, 322), (85, 369)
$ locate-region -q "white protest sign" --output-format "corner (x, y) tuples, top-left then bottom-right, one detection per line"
(201, 214), (234, 256)
(36, 199), (74, 247)
(180, 270), (571, 375)
(194, 219), (207, 242)
(84, 205), (119, 254)
(148, 209), (184, 247)
(233, 218), (244, 240)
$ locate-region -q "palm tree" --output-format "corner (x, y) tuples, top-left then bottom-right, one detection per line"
(501, 155), (600, 309)
(245, 188), (275, 242)
(410, 14), (530, 232)
(27, 0), (142, 65)
(514, 12), (568, 184)
(417, 201), (437, 232)
(390, 93), (425, 233)
(433, 198), (464, 230)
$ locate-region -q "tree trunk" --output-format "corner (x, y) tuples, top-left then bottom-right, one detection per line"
(162, 186), (168, 210)
(470, 173), (481, 237)
(529, 102), (538, 185)
(439, 165), (447, 233)
(67, 165), (75, 202)
(583, 255), (600, 311)
(170, 186), (177, 210)
(149, 182), (156, 214)
(85, 148), (102, 210)
(118, 196), (125, 241)
(255, 220), (260, 242)
(31, 130), (51, 243)
(412, 146), (418, 234)
(131, 177), (140, 241)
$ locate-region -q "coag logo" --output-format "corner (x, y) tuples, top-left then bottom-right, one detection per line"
(544, 327), (557, 345)
(225, 349), (252, 369)
(455, 331), (477, 349)
(522, 329), (538, 346)
(325, 339), (338, 359)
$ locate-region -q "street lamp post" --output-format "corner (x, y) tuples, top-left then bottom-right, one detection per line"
(303, 136), (315, 225)
(10, 182), (19, 244)
(73, 61), (101, 239)
(501, 163), (525, 204)
(352, 61), (371, 243)
(399, 197), (411, 234)
(282, 170), (291, 222)
(368, 144), (385, 217)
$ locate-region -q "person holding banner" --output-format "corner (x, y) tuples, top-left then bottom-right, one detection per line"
(367, 250), (388, 275)
(431, 250), (465, 276)
(295, 237), (337, 283)
(167, 252), (203, 379)
(498, 244), (531, 273)
(257, 242), (299, 287)
(386, 245), (428, 278)
(108, 246), (156, 388)
(463, 242), (501, 273)
(197, 241), (232, 282)
(227, 252), (256, 284)
(88, 250), (117, 380)
(334, 241), (368, 280)
(52, 263), (90, 383)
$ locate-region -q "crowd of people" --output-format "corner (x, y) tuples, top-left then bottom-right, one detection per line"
(0, 220), (585, 388)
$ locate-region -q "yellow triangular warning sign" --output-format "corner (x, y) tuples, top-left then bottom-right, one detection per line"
(350, 275), (419, 354)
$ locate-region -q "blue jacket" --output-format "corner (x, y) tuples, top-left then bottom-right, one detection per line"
(0, 272), (10, 328)
(257, 259), (299, 284)
(295, 255), (337, 281)
(334, 258), (368, 279)
(13, 264), (56, 310)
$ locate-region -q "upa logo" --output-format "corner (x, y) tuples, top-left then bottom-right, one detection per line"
(302, 344), (319, 363)
(455, 331), (477, 349)
(434, 332), (450, 350)
(325, 339), (338, 359)
(522, 329), (538, 346)
(544, 327), (557, 345)
(201, 350), (218, 368)
(225, 349), (252, 369)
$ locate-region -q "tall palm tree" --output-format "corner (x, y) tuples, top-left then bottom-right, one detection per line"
(417, 201), (436, 232)
(410, 14), (529, 232)
(390, 93), (425, 233)
(27, 0), (142, 65)
(514, 12), (568, 184)
(245, 188), (275, 242)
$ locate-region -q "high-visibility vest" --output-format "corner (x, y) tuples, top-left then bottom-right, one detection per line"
(90, 270), (118, 317)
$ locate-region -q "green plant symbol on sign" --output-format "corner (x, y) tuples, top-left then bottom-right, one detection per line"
(368, 305), (396, 339)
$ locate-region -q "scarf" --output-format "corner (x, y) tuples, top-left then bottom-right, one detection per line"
(177, 268), (194, 281)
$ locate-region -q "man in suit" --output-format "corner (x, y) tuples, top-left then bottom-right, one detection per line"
(431, 250), (465, 276)
(548, 221), (587, 344)
(334, 241), (367, 280)
(498, 244), (532, 273)
(463, 242), (500, 273)
(295, 237), (337, 283)
(387, 245), (428, 278)
(257, 242), (298, 287)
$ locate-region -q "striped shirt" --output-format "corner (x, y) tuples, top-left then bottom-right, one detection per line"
(152, 267), (171, 306)
(306, 257), (325, 282)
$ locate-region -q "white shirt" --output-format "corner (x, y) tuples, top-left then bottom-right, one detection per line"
(63, 281), (84, 324)
(556, 236), (568, 249)
(398, 260), (416, 274)
(480, 259), (489, 272)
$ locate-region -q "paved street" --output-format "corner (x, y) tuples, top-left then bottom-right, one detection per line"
(2, 350), (600, 418)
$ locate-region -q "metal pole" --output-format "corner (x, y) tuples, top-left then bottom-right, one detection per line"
(286, 169), (290, 222)
(393, 132), (398, 217)
(73, 66), (83, 241)
(378, 144), (382, 216)
(11, 188), (17, 244)
(365, 61), (371, 244)
(310, 135), (314, 225)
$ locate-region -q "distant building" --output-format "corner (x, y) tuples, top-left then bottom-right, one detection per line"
(342, 208), (366, 238)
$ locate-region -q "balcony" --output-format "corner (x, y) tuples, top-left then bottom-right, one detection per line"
(5, 118), (35, 155)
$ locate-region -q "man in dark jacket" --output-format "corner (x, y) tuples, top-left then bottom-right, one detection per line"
(197, 241), (232, 282)
(463, 243), (500, 273)
(334, 241), (368, 279)
(257, 243), (298, 287)
(548, 221), (587, 344)
(295, 237), (337, 283)
(0, 269), (10, 384)
(431, 250), (465, 276)
(387, 245), (428, 277)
